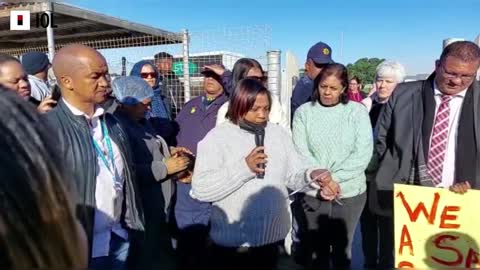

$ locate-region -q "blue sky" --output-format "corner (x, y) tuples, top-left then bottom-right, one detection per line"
(68, 0), (479, 75)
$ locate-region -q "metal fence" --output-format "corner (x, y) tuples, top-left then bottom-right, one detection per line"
(187, 25), (272, 97)
(98, 32), (186, 115)
(2, 3), (275, 115)
(101, 25), (272, 115)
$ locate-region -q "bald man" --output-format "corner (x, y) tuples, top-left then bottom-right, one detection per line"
(46, 44), (144, 269)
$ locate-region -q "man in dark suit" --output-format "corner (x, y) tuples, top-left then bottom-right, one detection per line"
(371, 41), (480, 267)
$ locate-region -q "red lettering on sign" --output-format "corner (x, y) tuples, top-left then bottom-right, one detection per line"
(465, 248), (480, 268)
(431, 234), (463, 266)
(396, 191), (440, 225)
(399, 225), (414, 256)
(439, 206), (461, 229)
(397, 261), (414, 268)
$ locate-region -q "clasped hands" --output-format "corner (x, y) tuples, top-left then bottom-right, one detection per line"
(310, 169), (341, 201)
(308, 170), (474, 199)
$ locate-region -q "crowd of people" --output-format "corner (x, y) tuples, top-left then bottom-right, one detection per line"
(0, 39), (479, 270)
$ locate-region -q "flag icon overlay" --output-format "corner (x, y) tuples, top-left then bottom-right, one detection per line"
(10, 10), (30, 30)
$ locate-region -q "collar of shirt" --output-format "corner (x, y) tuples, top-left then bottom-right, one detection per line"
(202, 94), (217, 104)
(28, 74), (48, 85)
(203, 95), (216, 101)
(433, 82), (467, 99)
(370, 92), (385, 105)
(62, 98), (105, 119)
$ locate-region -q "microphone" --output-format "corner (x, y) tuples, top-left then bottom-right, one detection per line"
(254, 129), (265, 179)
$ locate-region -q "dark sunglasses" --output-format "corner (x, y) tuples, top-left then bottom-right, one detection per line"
(140, 72), (157, 79)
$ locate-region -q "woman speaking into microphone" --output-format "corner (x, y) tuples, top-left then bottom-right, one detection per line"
(190, 78), (325, 270)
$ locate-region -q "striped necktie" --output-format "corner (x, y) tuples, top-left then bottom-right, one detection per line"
(427, 95), (453, 185)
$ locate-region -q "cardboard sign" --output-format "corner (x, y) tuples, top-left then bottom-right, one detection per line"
(394, 184), (480, 268)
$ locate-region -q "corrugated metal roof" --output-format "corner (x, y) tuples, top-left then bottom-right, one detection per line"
(0, 2), (182, 55)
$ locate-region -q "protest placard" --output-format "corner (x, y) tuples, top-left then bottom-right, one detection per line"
(394, 184), (480, 268)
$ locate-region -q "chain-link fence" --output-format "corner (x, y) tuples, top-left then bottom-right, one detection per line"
(1, 2), (274, 115)
(99, 37), (185, 116)
(186, 25), (271, 98)
(101, 25), (272, 115)
(135, 25), (272, 114)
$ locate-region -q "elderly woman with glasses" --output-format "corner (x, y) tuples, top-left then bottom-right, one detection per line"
(292, 63), (373, 270)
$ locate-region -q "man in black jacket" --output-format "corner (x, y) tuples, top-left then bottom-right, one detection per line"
(46, 44), (144, 269)
(372, 41), (480, 268)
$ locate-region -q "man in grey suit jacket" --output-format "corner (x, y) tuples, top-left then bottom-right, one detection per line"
(370, 41), (480, 266)
(373, 41), (480, 212)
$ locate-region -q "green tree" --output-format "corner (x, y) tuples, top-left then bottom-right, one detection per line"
(346, 57), (385, 86)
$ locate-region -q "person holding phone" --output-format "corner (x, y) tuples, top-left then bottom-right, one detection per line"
(111, 76), (189, 269)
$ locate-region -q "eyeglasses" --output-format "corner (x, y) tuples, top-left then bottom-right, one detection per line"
(440, 65), (476, 81)
(140, 72), (157, 79)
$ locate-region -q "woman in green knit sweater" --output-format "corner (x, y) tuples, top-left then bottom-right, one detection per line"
(292, 63), (373, 270)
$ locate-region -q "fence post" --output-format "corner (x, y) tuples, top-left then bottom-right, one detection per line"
(282, 50), (300, 126)
(45, 1), (55, 60)
(267, 50), (281, 99)
(182, 29), (191, 103)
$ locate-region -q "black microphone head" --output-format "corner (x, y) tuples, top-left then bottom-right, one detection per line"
(255, 128), (265, 146)
(255, 128), (266, 179)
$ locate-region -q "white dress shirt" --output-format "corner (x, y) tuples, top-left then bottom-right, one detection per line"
(430, 84), (467, 188)
(63, 99), (127, 258)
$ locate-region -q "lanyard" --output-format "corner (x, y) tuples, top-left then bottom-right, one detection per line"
(92, 119), (120, 185)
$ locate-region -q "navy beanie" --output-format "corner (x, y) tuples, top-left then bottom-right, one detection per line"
(21, 52), (50, 75)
